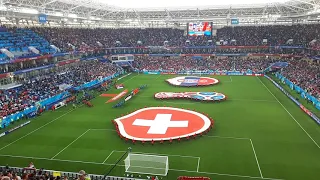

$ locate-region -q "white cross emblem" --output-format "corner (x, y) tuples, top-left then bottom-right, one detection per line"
(132, 114), (189, 134)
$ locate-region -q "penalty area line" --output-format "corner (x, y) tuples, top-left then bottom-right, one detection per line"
(197, 157), (200, 172)
(102, 150), (115, 164)
(91, 128), (251, 141)
(0, 154), (283, 180)
(204, 135), (250, 140)
(250, 139), (263, 178)
(51, 129), (90, 159)
(50, 128), (116, 160)
(205, 135), (263, 178)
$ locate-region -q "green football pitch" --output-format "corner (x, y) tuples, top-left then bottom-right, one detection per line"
(0, 74), (320, 180)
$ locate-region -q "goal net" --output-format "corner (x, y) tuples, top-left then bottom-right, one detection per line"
(124, 153), (169, 176)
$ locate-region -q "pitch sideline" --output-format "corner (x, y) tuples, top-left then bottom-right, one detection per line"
(250, 139), (263, 178)
(257, 76), (320, 149)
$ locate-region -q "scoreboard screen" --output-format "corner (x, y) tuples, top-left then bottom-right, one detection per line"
(188, 22), (212, 36)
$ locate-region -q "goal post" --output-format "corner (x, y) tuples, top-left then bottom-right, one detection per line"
(124, 153), (169, 176)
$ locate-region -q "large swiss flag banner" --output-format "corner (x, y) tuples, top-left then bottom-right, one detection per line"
(114, 107), (212, 141)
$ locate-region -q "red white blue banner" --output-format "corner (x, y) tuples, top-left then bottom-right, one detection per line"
(155, 92), (226, 102)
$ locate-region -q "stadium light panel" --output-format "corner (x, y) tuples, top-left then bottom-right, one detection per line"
(68, 14), (78, 18)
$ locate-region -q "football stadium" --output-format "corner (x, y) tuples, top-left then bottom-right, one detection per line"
(0, 0), (320, 180)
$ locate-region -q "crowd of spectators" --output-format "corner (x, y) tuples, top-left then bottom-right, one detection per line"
(0, 24), (319, 117)
(0, 163), (91, 180)
(281, 59), (320, 99)
(30, 24), (320, 52)
(216, 24), (320, 46)
(0, 164), (145, 180)
(0, 61), (121, 117)
(133, 56), (274, 72)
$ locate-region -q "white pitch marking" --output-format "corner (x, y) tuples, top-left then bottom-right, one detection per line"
(117, 73), (132, 81)
(250, 139), (263, 178)
(51, 129), (90, 159)
(0, 108), (78, 152)
(197, 157), (200, 172)
(90, 128), (250, 141)
(204, 135), (250, 140)
(121, 74), (139, 84)
(155, 75), (162, 79)
(230, 99), (277, 103)
(133, 114), (188, 134)
(0, 154), (284, 180)
(170, 168), (283, 180)
(102, 150), (114, 164)
(89, 128), (117, 131)
(223, 76), (233, 83)
(257, 77), (320, 149)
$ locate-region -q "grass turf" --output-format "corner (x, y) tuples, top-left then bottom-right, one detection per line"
(0, 74), (320, 180)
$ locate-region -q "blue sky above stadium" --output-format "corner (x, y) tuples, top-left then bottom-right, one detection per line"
(100, 0), (290, 8)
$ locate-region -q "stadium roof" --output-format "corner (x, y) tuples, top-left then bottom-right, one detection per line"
(0, 0), (319, 27)
(105, 0), (291, 9)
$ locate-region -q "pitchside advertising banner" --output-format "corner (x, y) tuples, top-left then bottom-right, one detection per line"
(142, 70), (264, 76)
(1, 73), (121, 128)
(266, 75), (320, 124)
(275, 73), (320, 110)
(0, 121), (31, 138)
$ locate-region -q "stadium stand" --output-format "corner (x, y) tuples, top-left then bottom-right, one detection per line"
(1, 0), (320, 179)
(0, 27), (56, 62)
(281, 59), (320, 100)
(29, 24), (320, 49)
(0, 24), (318, 117)
(133, 56), (274, 72)
(0, 60), (121, 117)
(216, 24), (320, 46)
